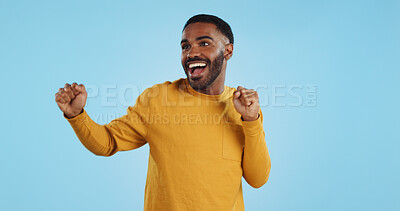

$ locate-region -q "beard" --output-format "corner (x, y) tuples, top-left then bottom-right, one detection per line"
(185, 51), (224, 91)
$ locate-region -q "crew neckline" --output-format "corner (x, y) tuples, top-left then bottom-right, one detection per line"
(183, 78), (230, 101)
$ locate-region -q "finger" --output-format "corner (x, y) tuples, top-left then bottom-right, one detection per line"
(241, 91), (256, 98)
(246, 94), (260, 106)
(244, 98), (253, 106)
(64, 83), (71, 90)
(65, 88), (75, 100)
(57, 88), (70, 103)
(60, 89), (71, 102)
(75, 84), (86, 94)
(61, 93), (71, 103)
(58, 88), (65, 98)
(234, 86), (246, 99)
(236, 86), (244, 92)
(233, 90), (241, 99)
(238, 94), (249, 106)
(241, 88), (254, 92)
(239, 88), (255, 96)
(71, 83), (80, 95)
(55, 93), (63, 103)
(240, 93), (258, 106)
(55, 93), (67, 104)
(64, 83), (76, 99)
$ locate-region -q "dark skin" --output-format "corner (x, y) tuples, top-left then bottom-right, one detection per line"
(56, 22), (260, 121)
(181, 22), (260, 121)
(181, 22), (233, 95)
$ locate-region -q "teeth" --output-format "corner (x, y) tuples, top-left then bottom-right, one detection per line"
(188, 63), (206, 68)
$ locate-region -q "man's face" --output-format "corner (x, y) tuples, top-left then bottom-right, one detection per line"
(181, 22), (230, 91)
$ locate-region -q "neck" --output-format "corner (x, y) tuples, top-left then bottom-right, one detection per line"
(195, 69), (226, 95)
(196, 84), (224, 95)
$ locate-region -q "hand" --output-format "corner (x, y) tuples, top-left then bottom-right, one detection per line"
(233, 86), (260, 121)
(55, 83), (87, 118)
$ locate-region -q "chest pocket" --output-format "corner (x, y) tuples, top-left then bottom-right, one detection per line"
(222, 123), (245, 162)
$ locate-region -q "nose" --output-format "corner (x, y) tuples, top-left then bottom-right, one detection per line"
(187, 46), (201, 59)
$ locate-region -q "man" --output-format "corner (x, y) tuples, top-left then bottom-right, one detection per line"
(55, 14), (271, 210)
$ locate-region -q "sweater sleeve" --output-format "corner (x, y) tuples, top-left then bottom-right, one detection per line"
(65, 89), (150, 156)
(241, 111), (271, 188)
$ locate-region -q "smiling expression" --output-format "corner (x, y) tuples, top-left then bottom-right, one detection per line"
(181, 22), (233, 94)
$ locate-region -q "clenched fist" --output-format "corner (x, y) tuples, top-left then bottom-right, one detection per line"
(55, 83), (87, 118)
(233, 86), (260, 121)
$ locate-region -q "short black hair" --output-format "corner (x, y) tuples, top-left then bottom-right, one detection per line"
(183, 14), (234, 45)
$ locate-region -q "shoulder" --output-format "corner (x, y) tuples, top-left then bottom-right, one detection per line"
(224, 85), (237, 96)
(138, 78), (185, 101)
(143, 78), (185, 94)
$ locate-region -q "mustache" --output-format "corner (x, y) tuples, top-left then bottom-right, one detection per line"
(185, 57), (210, 68)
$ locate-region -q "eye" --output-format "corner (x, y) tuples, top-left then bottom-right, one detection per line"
(200, 41), (209, 46)
(181, 44), (190, 50)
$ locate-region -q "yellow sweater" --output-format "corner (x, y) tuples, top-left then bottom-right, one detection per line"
(67, 78), (271, 210)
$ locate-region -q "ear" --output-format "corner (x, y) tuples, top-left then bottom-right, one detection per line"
(224, 43), (233, 60)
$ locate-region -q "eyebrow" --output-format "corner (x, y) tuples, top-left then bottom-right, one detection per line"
(180, 36), (214, 44)
(196, 36), (214, 41)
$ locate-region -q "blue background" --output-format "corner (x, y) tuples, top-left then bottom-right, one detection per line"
(1, 0), (399, 210)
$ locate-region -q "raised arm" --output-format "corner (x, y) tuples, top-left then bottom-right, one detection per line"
(233, 86), (271, 188)
(55, 83), (148, 156)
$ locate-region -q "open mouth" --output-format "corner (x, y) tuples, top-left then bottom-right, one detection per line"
(187, 62), (207, 79)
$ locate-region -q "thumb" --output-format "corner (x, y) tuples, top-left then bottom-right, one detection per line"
(72, 83), (85, 94)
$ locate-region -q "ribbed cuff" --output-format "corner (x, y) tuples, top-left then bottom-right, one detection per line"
(64, 109), (87, 123)
(241, 114), (263, 136)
